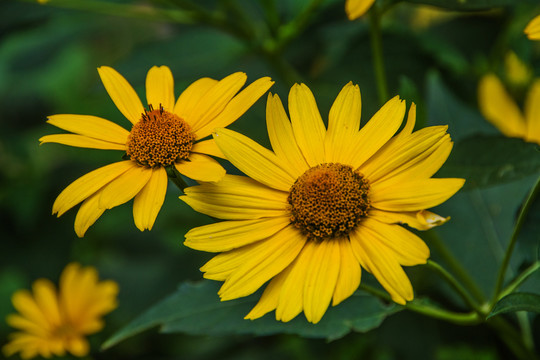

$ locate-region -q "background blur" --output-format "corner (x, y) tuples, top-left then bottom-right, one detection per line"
(1, 0), (539, 359)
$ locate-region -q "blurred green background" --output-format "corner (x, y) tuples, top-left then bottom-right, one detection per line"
(1, 0), (539, 359)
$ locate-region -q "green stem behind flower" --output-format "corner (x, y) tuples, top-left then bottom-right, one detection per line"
(424, 230), (486, 302)
(369, 4), (389, 105)
(425, 260), (483, 314)
(492, 176), (540, 303)
(166, 166), (188, 192)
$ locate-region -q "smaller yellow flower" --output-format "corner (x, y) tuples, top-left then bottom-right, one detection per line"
(345, 0), (375, 20)
(3, 263), (118, 359)
(40, 66), (273, 237)
(524, 14), (540, 40)
(478, 73), (540, 145)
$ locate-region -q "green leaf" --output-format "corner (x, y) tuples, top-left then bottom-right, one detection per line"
(488, 292), (540, 318)
(438, 135), (540, 189)
(103, 280), (397, 349)
(402, 0), (521, 11)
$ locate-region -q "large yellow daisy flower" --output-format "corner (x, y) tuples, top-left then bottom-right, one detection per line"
(40, 66), (273, 237)
(525, 14), (540, 40)
(478, 73), (540, 145)
(181, 82), (465, 324)
(2, 263), (118, 359)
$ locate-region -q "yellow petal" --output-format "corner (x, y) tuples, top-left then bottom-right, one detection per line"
(194, 76), (274, 139)
(219, 226), (306, 300)
(32, 279), (61, 328)
(303, 239), (340, 323)
(186, 174), (287, 201)
(66, 337), (89, 357)
(347, 96), (406, 168)
(524, 14), (540, 40)
(97, 66), (144, 124)
(74, 192), (106, 237)
(180, 185), (287, 220)
(275, 241), (315, 322)
(145, 66), (175, 111)
(133, 167), (168, 231)
(266, 93), (309, 176)
(213, 128), (296, 191)
(370, 209), (449, 231)
(349, 229), (413, 304)
(524, 79), (540, 144)
(11, 290), (49, 330)
(288, 83), (326, 166)
(5, 314), (47, 336)
(191, 139), (225, 158)
(325, 82), (362, 163)
(53, 161), (134, 216)
(46, 114), (129, 144)
(394, 102), (417, 141)
(345, 0), (375, 20)
(244, 265), (291, 320)
(383, 136), (453, 182)
(332, 238), (361, 306)
(187, 72), (247, 131)
(174, 153), (226, 182)
(360, 125), (449, 183)
(360, 218), (430, 266)
(174, 77), (218, 121)
(478, 74), (527, 137)
(185, 216), (291, 252)
(39, 134), (126, 150)
(371, 178), (465, 212)
(201, 241), (264, 281)
(98, 165), (152, 209)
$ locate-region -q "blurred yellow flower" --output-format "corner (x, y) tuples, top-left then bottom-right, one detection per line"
(181, 82), (464, 324)
(40, 66), (273, 237)
(345, 0), (375, 20)
(524, 14), (540, 40)
(2, 263), (118, 359)
(478, 73), (540, 145)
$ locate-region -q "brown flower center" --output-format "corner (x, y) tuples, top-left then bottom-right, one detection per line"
(126, 105), (195, 167)
(288, 163), (370, 241)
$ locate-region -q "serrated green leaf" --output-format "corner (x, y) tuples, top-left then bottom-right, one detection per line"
(487, 292), (540, 318)
(103, 280), (397, 349)
(403, 0), (520, 11)
(437, 135), (540, 189)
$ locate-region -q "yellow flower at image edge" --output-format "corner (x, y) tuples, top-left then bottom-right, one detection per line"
(478, 73), (540, 145)
(345, 0), (375, 20)
(525, 14), (540, 40)
(40, 66), (273, 237)
(3, 263), (118, 359)
(181, 83), (465, 324)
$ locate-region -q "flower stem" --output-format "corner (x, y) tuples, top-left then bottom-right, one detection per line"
(166, 165), (188, 192)
(369, 4), (389, 105)
(499, 261), (540, 300)
(424, 260), (484, 314)
(359, 284), (481, 325)
(492, 176), (540, 303)
(424, 230), (486, 302)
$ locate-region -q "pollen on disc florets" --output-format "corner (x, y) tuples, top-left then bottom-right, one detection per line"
(126, 105), (195, 167)
(288, 163), (370, 241)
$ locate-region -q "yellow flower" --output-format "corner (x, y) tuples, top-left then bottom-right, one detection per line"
(40, 66), (273, 237)
(478, 73), (540, 145)
(345, 0), (375, 20)
(2, 263), (118, 359)
(181, 83), (464, 324)
(525, 14), (540, 40)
